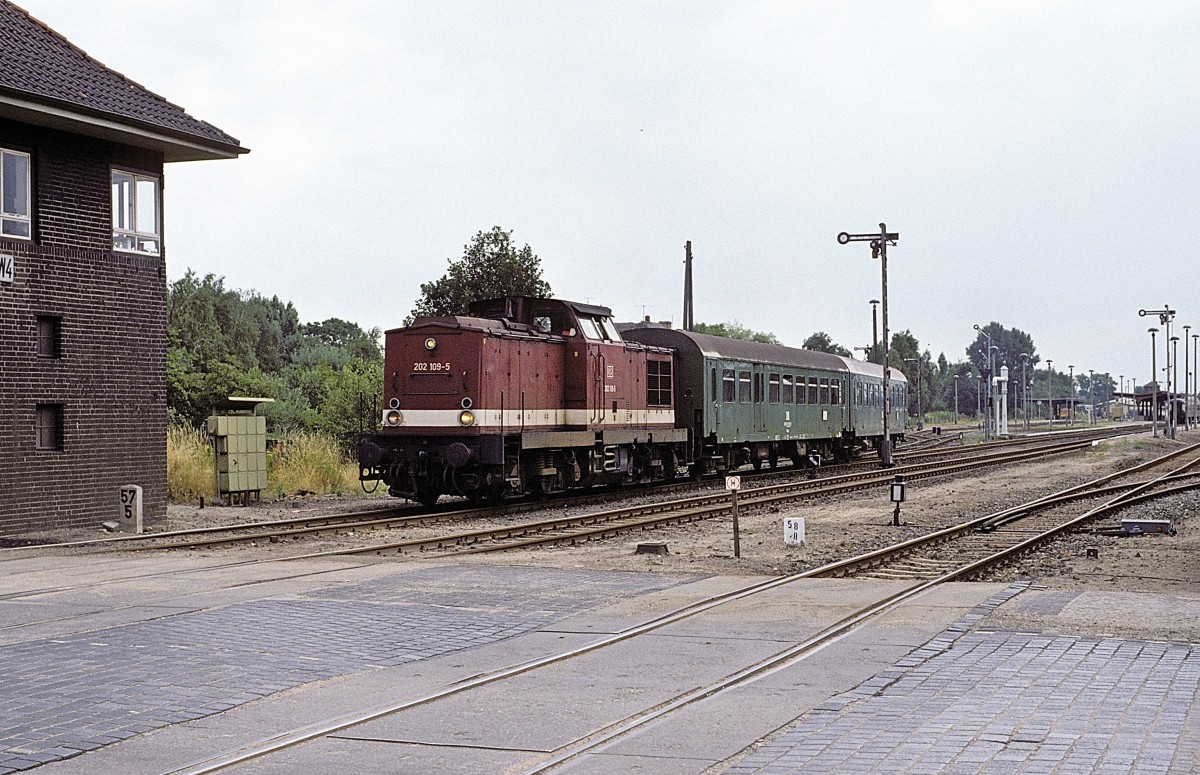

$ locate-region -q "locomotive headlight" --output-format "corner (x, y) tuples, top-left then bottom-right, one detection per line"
(385, 409), (403, 426)
(424, 337), (437, 351)
(458, 409), (475, 427)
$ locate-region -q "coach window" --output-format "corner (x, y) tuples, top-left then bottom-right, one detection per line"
(738, 371), (752, 403)
(647, 360), (672, 405)
(1, 148), (31, 239)
(831, 379), (841, 406)
(806, 377), (817, 405)
(782, 374), (793, 404)
(722, 369), (736, 402)
(35, 403), (64, 451)
(112, 170), (160, 254)
(768, 373), (780, 403)
(818, 377), (829, 405)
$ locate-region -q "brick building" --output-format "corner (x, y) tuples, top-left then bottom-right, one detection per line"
(0, 1), (246, 534)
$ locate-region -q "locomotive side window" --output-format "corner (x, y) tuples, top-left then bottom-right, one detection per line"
(599, 317), (623, 342)
(647, 360), (672, 406)
(768, 373), (780, 403)
(782, 374), (793, 404)
(738, 371), (751, 403)
(577, 317), (603, 340)
(723, 369), (736, 402)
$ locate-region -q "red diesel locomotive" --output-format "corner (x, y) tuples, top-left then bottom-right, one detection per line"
(355, 297), (690, 504)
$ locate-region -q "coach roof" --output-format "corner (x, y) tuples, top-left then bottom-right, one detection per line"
(621, 326), (856, 373)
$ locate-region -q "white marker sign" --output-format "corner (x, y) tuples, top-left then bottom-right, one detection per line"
(725, 475), (741, 491)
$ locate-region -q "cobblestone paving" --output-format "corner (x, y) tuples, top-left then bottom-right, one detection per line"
(0, 565), (691, 774)
(726, 583), (1200, 775)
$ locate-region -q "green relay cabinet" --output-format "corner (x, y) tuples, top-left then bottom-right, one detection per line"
(208, 397), (273, 503)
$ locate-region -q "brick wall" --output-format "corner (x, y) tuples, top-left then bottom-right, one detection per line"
(0, 119), (167, 534)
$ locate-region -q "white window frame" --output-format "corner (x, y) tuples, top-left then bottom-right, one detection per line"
(1, 148), (32, 240)
(111, 169), (161, 255)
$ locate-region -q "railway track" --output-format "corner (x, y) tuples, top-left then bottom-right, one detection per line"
(822, 442), (1200, 581)
(223, 432), (1130, 560)
(0, 423), (1147, 560)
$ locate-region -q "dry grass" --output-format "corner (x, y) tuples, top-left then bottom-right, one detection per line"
(166, 426), (215, 502)
(268, 432), (362, 497)
(166, 428), (364, 503)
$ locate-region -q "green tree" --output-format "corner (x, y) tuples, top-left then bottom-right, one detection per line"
(802, 331), (850, 357)
(693, 321), (781, 344)
(407, 226), (552, 323)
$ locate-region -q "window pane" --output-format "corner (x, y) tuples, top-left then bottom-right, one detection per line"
(135, 177), (157, 234)
(768, 374), (780, 404)
(722, 369), (735, 402)
(36, 404), (63, 450)
(738, 372), (751, 403)
(112, 173), (133, 231)
(2, 218), (30, 237)
(2, 151), (29, 216)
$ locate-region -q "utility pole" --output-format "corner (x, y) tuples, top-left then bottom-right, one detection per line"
(682, 241), (694, 332)
(839, 225), (899, 467)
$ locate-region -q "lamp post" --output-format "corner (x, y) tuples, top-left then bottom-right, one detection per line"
(1119, 375), (1124, 421)
(839, 225), (899, 467)
(1172, 335), (1180, 435)
(869, 299), (880, 362)
(1185, 325), (1191, 429)
(1068, 365), (1074, 427)
(1046, 359), (1053, 426)
(1148, 328), (1159, 437)
(1088, 369), (1095, 424)
(1020, 353), (1031, 430)
(1193, 333), (1199, 429)
(974, 325), (993, 440)
(904, 357), (923, 430)
(953, 373), (960, 426)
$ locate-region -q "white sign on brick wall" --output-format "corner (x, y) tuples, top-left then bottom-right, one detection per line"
(0, 254), (13, 284)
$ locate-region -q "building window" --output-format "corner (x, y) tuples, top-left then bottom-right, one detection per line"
(1, 148), (31, 239)
(111, 170), (160, 254)
(36, 315), (61, 359)
(35, 403), (64, 450)
(646, 360), (672, 406)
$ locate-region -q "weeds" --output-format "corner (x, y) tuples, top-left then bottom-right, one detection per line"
(166, 426), (370, 503)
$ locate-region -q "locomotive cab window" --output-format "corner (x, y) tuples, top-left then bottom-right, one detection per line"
(646, 360), (672, 406)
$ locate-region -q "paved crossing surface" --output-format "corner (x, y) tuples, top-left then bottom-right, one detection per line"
(2, 550), (1197, 775)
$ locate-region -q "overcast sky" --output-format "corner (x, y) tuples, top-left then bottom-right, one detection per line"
(24, 1), (1200, 388)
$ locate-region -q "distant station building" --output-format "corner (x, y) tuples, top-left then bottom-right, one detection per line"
(0, 1), (246, 533)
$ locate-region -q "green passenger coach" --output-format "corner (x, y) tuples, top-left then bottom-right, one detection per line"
(621, 325), (906, 475)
